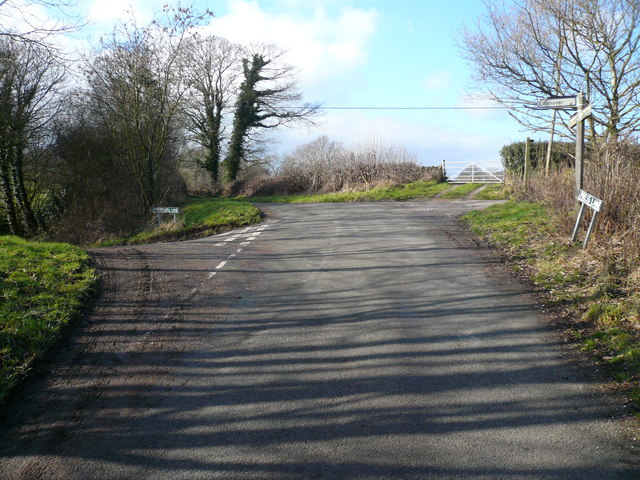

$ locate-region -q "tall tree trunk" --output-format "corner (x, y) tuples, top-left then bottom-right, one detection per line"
(0, 160), (22, 236)
(204, 101), (223, 183)
(12, 144), (40, 233)
(224, 127), (244, 182)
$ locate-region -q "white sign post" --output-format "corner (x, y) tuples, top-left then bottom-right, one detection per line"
(152, 207), (180, 226)
(571, 190), (603, 248)
(536, 96), (578, 109)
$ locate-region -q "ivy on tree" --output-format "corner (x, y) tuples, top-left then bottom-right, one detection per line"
(224, 50), (318, 182)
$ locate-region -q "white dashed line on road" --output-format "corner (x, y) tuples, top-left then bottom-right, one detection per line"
(207, 223), (272, 278)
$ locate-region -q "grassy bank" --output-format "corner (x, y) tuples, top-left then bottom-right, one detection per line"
(101, 198), (262, 246)
(0, 237), (96, 403)
(462, 201), (640, 411)
(244, 181), (513, 204)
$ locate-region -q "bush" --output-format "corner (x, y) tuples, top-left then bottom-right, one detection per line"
(274, 136), (440, 195)
(519, 141), (640, 263)
(224, 175), (310, 197)
(585, 142), (640, 256)
(501, 140), (574, 174)
(49, 120), (188, 245)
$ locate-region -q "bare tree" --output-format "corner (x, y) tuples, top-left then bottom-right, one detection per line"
(280, 136), (345, 191)
(0, 0), (83, 48)
(224, 45), (320, 182)
(461, 0), (640, 141)
(182, 34), (243, 184)
(85, 6), (210, 209)
(280, 136), (422, 193)
(0, 35), (64, 235)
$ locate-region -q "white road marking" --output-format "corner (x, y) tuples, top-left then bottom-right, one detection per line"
(206, 224), (274, 280)
(209, 223), (270, 258)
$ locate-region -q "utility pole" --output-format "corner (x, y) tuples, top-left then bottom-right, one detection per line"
(524, 137), (531, 190)
(545, 110), (556, 177)
(574, 92), (585, 199)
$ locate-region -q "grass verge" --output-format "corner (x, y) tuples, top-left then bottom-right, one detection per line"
(473, 184), (513, 200)
(462, 200), (640, 412)
(0, 236), (96, 403)
(99, 198), (262, 246)
(439, 183), (483, 199)
(244, 180), (453, 203)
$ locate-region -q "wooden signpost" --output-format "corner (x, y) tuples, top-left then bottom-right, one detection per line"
(537, 93), (599, 246)
(536, 92), (592, 200)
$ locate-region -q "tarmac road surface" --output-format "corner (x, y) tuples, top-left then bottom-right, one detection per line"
(0, 201), (637, 479)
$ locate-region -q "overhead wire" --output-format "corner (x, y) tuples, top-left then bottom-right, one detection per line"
(281, 105), (516, 110)
(319, 106), (511, 110)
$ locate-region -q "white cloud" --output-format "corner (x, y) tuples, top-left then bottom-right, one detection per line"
(85, 0), (160, 32)
(0, 0), (72, 39)
(201, 1), (378, 102)
(424, 71), (452, 91)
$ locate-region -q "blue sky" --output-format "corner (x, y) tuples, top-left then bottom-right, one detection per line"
(42, 0), (535, 166)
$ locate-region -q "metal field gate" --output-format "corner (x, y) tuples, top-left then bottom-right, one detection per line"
(442, 160), (504, 184)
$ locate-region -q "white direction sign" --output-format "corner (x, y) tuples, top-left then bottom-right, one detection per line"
(152, 207), (180, 214)
(536, 96), (577, 109)
(577, 189), (602, 212)
(568, 103), (593, 128)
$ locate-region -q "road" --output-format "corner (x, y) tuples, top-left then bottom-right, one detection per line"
(0, 201), (637, 479)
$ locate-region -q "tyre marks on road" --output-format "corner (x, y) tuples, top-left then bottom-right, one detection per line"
(210, 223), (270, 277)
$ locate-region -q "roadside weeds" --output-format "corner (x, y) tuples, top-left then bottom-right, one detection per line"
(461, 200), (640, 415)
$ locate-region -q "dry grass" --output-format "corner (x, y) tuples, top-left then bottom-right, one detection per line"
(268, 136), (443, 196)
(520, 143), (640, 273)
(498, 143), (640, 400)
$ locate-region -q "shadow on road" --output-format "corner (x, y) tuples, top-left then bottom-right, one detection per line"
(0, 202), (635, 479)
